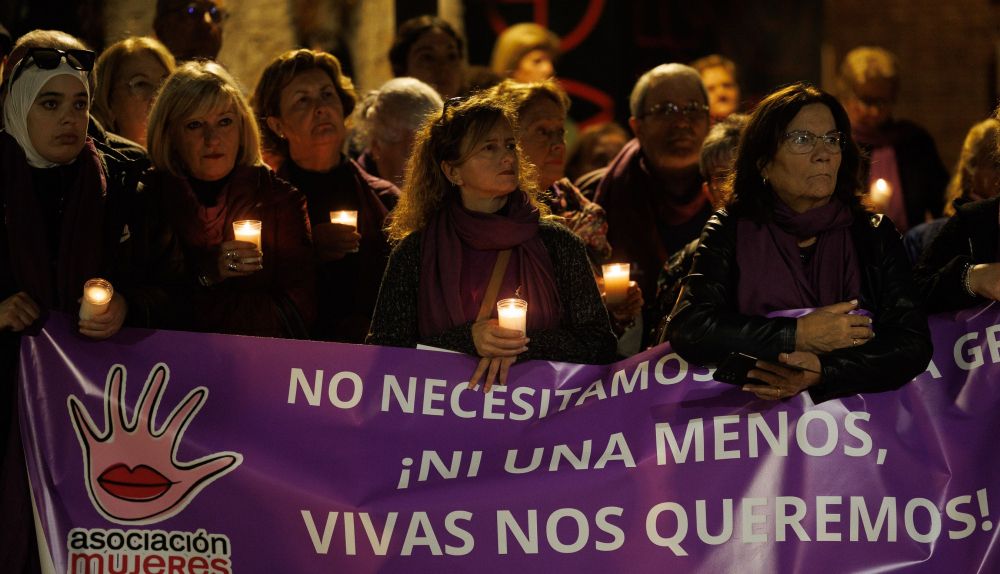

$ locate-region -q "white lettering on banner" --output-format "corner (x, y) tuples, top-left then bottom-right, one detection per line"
(953, 326), (1000, 370)
(642, 490), (991, 556)
(287, 369), (362, 408)
(504, 433), (636, 475)
(497, 507), (626, 554)
(299, 510), (474, 556)
(654, 411), (876, 464)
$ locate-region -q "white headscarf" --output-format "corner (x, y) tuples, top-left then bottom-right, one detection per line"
(3, 58), (90, 168)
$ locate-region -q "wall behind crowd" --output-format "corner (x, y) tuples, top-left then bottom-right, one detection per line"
(2, 0), (996, 167)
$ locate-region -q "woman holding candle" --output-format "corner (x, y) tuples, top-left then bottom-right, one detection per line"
(489, 79), (642, 351)
(253, 49), (398, 343)
(0, 35), (184, 572)
(144, 60), (315, 337)
(665, 83), (931, 403)
(367, 93), (616, 390)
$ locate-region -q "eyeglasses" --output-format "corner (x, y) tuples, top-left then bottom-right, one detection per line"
(124, 75), (166, 100)
(8, 47), (96, 86)
(172, 2), (228, 24)
(641, 101), (709, 122)
(782, 130), (844, 154)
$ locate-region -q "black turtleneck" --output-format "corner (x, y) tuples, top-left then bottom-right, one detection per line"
(284, 157), (360, 225)
(188, 171), (234, 207)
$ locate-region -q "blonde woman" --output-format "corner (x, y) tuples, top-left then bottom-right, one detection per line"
(91, 36), (174, 146)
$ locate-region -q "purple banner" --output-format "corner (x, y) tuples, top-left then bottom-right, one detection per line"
(19, 308), (1000, 573)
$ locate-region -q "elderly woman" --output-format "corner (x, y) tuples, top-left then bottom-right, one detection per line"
(666, 83), (931, 403)
(145, 60), (314, 336)
(913, 115), (1000, 312)
(490, 79), (642, 349)
(0, 38), (181, 571)
(837, 46), (948, 232)
(388, 15), (464, 99)
(253, 49), (397, 343)
(355, 77), (443, 187)
(490, 23), (559, 83)
(91, 36), (174, 147)
(367, 93), (616, 390)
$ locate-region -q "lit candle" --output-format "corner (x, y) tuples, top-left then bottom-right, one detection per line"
(233, 220), (262, 250)
(497, 298), (528, 334)
(869, 178), (892, 212)
(602, 263), (631, 305)
(79, 278), (113, 320)
(329, 210), (359, 253)
(329, 210), (358, 228)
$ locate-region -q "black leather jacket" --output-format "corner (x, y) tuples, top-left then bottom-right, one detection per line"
(666, 209), (932, 403)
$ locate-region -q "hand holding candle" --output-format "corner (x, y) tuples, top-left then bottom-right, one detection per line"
(497, 298), (528, 334)
(329, 210), (360, 253)
(79, 278), (113, 320)
(602, 263), (631, 306)
(232, 220), (261, 249)
(219, 221), (264, 279)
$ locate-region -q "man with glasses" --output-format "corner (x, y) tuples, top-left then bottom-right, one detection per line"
(582, 63), (712, 346)
(153, 0), (227, 61)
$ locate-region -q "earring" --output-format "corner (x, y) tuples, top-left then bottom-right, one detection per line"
(762, 175), (768, 186)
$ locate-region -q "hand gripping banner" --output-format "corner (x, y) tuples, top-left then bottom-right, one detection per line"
(18, 308), (1000, 573)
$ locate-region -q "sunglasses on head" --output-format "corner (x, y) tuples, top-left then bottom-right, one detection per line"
(8, 47), (96, 86)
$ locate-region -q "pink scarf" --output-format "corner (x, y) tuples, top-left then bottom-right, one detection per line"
(417, 191), (561, 338)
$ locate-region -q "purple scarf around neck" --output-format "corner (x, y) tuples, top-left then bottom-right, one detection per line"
(417, 190), (561, 339)
(736, 198), (861, 316)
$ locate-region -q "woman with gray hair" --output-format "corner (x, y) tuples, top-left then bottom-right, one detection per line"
(355, 77), (443, 188)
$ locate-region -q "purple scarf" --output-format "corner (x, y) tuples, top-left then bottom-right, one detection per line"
(736, 198), (861, 315)
(418, 191), (561, 338)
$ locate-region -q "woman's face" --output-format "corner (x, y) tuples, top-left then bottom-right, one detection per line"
(447, 121), (518, 204)
(518, 97), (566, 190)
(762, 103), (842, 213)
(406, 29), (462, 99)
(511, 49), (554, 83)
(109, 51), (169, 146)
(27, 75), (90, 164)
(176, 102), (241, 181)
(267, 68), (345, 164)
(971, 153), (1000, 201)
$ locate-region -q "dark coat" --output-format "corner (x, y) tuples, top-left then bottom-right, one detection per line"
(666, 209), (932, 403)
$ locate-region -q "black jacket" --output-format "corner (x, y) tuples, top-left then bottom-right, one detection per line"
(666, 209), (932, 403)
(912, 196), (1000, 312)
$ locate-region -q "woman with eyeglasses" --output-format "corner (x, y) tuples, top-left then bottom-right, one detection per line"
(489, 79), (643, 353)
(144, 60), (315, 336)
(0, 39), (182, 572)
(253, 49), (397, 343)
(666, 83), (931, 403)
(367, 93), (616, 391)
(91, 36), (175, 147)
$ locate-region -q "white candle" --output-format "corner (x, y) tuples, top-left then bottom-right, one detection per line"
(233, 220), (262, 250)
(602, 263), (630, 305)
(79, 278), (113, 320)
(330, 210), (359, 253)
(329, 210), (358, 229)
(497, 298), (528, 334)
(869, 178), (892, 212)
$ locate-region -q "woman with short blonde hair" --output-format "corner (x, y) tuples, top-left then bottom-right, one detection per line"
(91, 36), (174, 146)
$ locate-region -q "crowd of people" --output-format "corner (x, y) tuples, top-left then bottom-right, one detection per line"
(1, 4), (999, 571)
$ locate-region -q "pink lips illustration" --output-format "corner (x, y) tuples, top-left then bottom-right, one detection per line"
(98, 463), (173, 501)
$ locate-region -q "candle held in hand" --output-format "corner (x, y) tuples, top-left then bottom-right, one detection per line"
(602, 263), (630, 305)
(329, 210), (360, 253)
(80, 278), (113, 320)
(497, 298), (528, 334)
(233, 220), (262, 250)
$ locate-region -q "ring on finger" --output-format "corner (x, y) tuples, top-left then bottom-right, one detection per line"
(228, 262), (238, 271)
(852, 338), (858, 346)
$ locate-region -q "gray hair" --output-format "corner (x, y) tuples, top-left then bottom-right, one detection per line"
(699, 113), (748, 179)
(355, 77), (443, 148)
(628, 63), (706, 119)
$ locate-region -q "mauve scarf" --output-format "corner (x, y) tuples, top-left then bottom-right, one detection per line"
(1, 133), (106, 311)
(736, 198), (861, 315)
(418, 191), (561, 338)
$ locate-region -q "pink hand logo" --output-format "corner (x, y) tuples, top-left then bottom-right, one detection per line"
(68, 363), (243, 525)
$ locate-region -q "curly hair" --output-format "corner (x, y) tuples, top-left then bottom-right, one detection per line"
(726, 82), (865, 222)
(387, 92), (546, 242)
